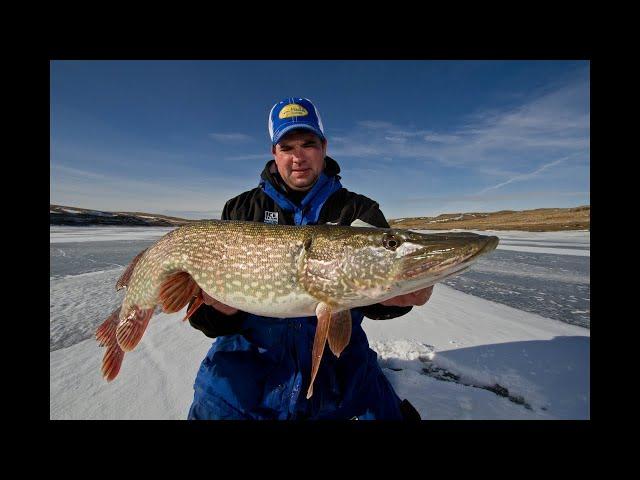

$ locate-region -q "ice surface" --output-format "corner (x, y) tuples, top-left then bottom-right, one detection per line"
(49, 226), (590, 420)
(50, 226), (176, 243)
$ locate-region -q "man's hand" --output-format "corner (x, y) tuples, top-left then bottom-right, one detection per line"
(201, 290), (239, 316)
(380, 286), (434, 307)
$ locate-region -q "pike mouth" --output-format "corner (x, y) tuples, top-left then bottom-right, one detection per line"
(402, 236), (499, 280)
(403, 258), (470, 280)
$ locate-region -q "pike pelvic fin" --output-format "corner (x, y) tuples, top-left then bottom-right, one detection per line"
(116, 248), (148, 291)
(115, 307), (154, 352)
(96, 307), (126, 381)
(158, 271), (200, 313)
(327, 309), (352, 358)
(306, 302), (333, 399)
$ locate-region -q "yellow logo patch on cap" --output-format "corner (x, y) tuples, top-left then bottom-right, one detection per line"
(279, 103), (309, 119)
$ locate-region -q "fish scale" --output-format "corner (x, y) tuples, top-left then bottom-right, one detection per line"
(123, 221), (312, 317)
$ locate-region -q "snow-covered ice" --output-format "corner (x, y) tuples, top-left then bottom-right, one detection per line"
(427, 230), (590, 328)
(364, 285), (588, 419)
(419, 229), (590, 257)
(50, 226), (590, 420)
(50, 225), (176, 243)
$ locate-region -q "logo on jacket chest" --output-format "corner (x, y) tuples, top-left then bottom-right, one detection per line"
(264, 211), (279, 224)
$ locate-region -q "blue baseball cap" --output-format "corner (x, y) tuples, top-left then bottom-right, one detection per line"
(268, 97), (325, 145)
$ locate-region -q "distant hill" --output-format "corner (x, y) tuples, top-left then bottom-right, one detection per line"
(50, 205), (204, 226)
(51, 204), (591, 231)
(388, 206), (590, 232)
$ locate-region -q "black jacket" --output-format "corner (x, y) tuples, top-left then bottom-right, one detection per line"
(188, 156), (412, 338)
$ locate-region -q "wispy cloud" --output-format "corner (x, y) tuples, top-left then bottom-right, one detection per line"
(208, 133), (254, 143)
(52, 164), (108, 180)
(403, 190), (590, 204)
(330, 75), (589, 218)
(331, 77), (589, 180)
(161, 209), (223, 220)
(357, 121), (394, 129)
(384, 136), (409, 144)
(223, 153), (269, 161)
(422, 133), (461, 144)
(50, 162), (253, 214)
(477, 156), (571, 194)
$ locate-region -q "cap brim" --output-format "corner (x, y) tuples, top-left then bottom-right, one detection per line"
(272, 124), (325, 145)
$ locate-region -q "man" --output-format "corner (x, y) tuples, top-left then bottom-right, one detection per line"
(187, 97), (433, 420)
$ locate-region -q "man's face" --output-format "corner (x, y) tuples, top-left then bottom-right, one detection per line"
(272, 130), (327, 191)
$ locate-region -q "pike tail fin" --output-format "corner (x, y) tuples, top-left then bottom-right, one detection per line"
(102, 343), (125, 381)
(96, 307), (120, 347)
(96, 307), (126, 381)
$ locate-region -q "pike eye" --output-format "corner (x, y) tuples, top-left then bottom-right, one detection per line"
(382, 234), (401, 251)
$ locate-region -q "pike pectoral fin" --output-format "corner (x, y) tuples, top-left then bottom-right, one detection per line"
(158, 271), (200, 313)
(306, 302), (333, 399)
(183, 294), (205, 322)
(116, 248), (148, 291)
(328, 309), (352, 358)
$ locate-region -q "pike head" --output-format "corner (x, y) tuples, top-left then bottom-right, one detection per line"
(300, 227), (499, 308)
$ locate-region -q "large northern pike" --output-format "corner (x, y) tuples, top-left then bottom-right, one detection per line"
(96, 220), (499, 398)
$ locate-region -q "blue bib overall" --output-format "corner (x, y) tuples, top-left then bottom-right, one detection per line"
(188, 173), (404, 419)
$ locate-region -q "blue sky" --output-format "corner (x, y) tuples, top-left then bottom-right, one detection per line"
(50, 60), (590, 220)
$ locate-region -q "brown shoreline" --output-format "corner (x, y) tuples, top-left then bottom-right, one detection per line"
(388, 206), (590, 232)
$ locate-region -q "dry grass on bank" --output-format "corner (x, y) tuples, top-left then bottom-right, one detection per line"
(389, 206), (590, 232)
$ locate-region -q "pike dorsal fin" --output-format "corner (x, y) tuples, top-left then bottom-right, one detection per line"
(350, 218), (376, 228)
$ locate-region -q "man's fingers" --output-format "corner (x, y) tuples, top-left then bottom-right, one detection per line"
(379, 286), (435, 307)
(201, 290), (217, 305)
(411, 291), (428, 306)
(406, 289), (429, 306)
(214, 302), (239, 315)
(413, 286), (434, 306)
(201, 290), (239, 315)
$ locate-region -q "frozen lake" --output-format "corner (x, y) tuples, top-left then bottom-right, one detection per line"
(50, 227), (172, 352)
(49, 225), (590, 420)
(441, 251), (589, 328)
